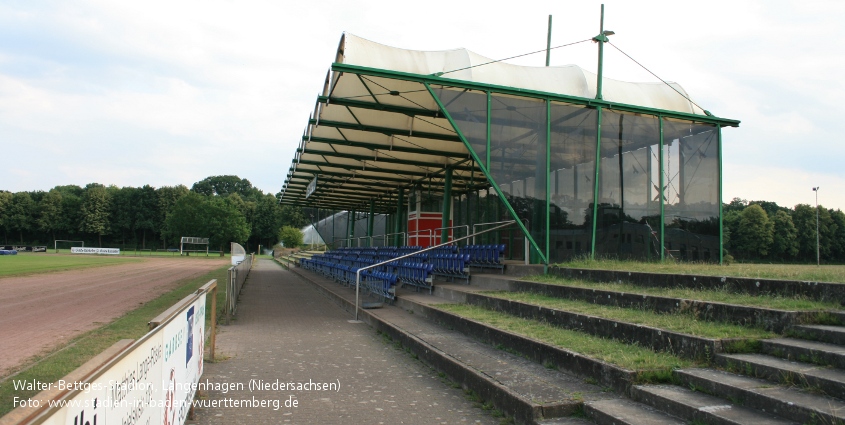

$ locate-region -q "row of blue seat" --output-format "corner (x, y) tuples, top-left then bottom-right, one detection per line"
(464, 244), (506, 273)
(300, 244), (507, 299)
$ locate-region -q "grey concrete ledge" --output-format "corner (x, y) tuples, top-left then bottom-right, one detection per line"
(392, 295), (639, 395)
(550, 267), (845, 305)
(504, 279), (812, 333)
(437, 286), (724, 362)
(287, 267), (577, 424)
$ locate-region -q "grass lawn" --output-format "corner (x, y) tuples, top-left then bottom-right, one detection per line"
(51, 248), (229, 259)
(524, 275), (843, 311)
(556, 258), (845, 283)
(0, 265), (229, 417)
(484, 291), (775, 339)
(0, 253), (141, 278)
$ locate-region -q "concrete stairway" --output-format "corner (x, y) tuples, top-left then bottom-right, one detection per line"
(292, 265), (845, 424)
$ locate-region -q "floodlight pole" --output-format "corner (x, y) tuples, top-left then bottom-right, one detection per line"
(545, 15), (552, 67)
(594, 4), (608, 100)
(813, 186), (820, 266)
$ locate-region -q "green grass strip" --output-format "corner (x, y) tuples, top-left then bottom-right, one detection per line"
(0, 265), (229, 417)
(484, 291), (775, 340)
(435, 303), (695, 375)
(525, 274), (841, 311)
(0, 254), (141, 278)
(555, 258), (845, 283)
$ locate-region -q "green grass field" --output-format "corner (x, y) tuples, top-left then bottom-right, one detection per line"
(0, 265), (229, 417)
(556, 258), (845, 283)
(51, 248), (226, 258)
(0, 254), (141, 278)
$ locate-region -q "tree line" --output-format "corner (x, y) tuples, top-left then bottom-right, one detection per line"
(0, 175), (308, 253)
(724, 198), (845, 263)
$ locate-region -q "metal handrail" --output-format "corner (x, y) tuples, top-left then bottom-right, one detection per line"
(356, 236), (370, 247)
(354, 220), (516, 320)
(472, 219), (527, 244)
(406, 229), (434, 246)
(377, 232), (407, 247)
(433, 225), (470, 244)
(332, 237), (355, 249)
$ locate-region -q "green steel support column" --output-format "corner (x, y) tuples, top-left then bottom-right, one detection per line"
(486, 92), (491, 169)
(394, 188), (404, 246)
(425, 82), (547, 264)
(349, 209), (356, 246)
(441, 167), (453, 244)
(590, 6), (608, 259)
(590, 107), (602, 259)
(368, 199), (375, 247)
(718, 124), (724, 265)
(545, 99), (551, 272)
(659, 117), (665, 261)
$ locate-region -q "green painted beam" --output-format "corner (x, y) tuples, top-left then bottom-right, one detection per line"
(310, 119), (463, 142)
(304, 135), (465, 158)
(318, 96), (441, 118)
(300, 148), (476, 172)
(294, 159), (444, 178)
(332, 63), (741, 128)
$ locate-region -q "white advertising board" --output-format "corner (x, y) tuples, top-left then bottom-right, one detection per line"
(71, 247), (121, 255)
(36, 293), (207, 425)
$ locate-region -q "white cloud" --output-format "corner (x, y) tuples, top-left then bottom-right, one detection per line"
(0, 0), (843, 211)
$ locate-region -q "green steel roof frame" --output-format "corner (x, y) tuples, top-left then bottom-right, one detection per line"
(332, 63), (740, 128)
(424, 82), (548, 265)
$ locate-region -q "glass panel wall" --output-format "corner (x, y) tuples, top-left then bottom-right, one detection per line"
(662, 119), (720, 262)
(432, 86), (488, 167)
(596, 111), (661, 260)
(488, 94), (547, 262)
(549, 102), (596, 261)
(431, 85), (723, 263)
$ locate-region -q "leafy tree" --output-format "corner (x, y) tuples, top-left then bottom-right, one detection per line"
(253, 194), (282, 248)
(134, 185), (159, 249)
(723, 197), (747, 214)
(80, 185), (111, 246)
(164, 192), (250, 252)
(280, 205), (307, 229)
(37, 190), (64, 244)
(722, 209), (742, 253)
(278, 225), (303, 248)
(109, 186), (137, 246)
(748, 200), (789, 218)
(191, 175), (262, 200)
(157, 185), (189, 247)
(830, 209), (845, 260)
(793, 204), (836, 261)
(0, 191), (11, 244)
(770, 210), (799, 260)
(206, 196), (251, 252)
(57, 191), (83, 241)
(7, 192), (36, 244)
(163, 192), (206, 246)
(734, 204), (773, 258)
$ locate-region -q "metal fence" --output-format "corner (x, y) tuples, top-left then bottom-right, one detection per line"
(226, 253), (254, 323)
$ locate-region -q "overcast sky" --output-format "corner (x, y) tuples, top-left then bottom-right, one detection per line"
(2, 0), (843, 210)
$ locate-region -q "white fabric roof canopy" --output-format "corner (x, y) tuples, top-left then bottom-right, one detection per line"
(280, 33), (723, 212)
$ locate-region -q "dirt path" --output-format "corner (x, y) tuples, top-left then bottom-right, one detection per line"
(0, 256), (228, 378)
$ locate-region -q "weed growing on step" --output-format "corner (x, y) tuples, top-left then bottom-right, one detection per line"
(435, 304), (695, 378)
(525, 274), (841, 311)
(485, 291), (775, 340)
(553, 258), (845, 283)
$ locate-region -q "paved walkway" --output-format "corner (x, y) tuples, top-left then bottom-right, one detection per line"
(194, 259), (498, 424)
